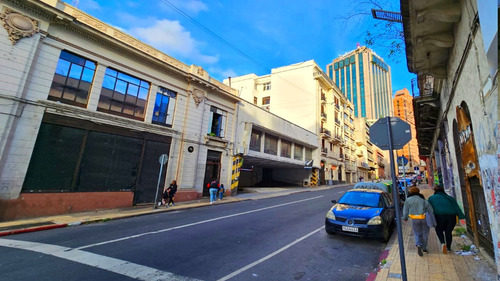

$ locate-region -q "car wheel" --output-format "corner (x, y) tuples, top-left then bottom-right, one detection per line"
(380, 224), (392, 242)
(325, 229), (336, 235)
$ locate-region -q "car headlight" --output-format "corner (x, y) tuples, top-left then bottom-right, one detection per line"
(326, 208), (336, 220)
(367, 216), (382, 225)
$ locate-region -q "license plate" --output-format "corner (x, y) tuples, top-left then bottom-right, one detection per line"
(342, 226), (358, 233)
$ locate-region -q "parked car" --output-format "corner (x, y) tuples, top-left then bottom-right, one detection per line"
(325, 187), (396, 242)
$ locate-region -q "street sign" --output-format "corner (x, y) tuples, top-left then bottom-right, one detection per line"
(369, 117), (411, 150)
(159, 154), (168, 165)
(397, 156), (408, 166)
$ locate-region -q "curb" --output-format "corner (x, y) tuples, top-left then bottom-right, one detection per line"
(366, 249), (390, 281)
(0, 223), (68, 237)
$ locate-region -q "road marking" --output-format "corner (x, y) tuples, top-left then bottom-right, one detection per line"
(0, 238), (201, 281)
(216, 226), (325, 281)
(76, 196), (323, 250)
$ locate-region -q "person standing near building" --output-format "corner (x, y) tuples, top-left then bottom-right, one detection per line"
(207, 178), (219, 205)
(165, 180), (177, 207)
(218, 184), (225, 201)
(428, 185), (466, 254)
(403, 186), (433, 256)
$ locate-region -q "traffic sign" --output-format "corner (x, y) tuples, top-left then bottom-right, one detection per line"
(369, 117), (411, 150)
(159, 154), (168, 165)
(397, 156), (408, 166)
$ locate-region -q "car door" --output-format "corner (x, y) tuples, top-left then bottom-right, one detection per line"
(381, 193), (395, 225)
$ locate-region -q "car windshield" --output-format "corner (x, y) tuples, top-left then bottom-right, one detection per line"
(338, 191), (381, 208)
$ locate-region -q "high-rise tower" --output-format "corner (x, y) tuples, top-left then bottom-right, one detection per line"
(326, 46), (393, 120)
(393, 88), (419, 172)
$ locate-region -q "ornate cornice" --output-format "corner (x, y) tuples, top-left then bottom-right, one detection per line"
(0, 7), (39, 44)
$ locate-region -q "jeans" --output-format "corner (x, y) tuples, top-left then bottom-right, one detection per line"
(411, 218), (430, 250)
(209, 188), (218, 203)
(435, 214), (456, 249)
(219, 189), (224, 200)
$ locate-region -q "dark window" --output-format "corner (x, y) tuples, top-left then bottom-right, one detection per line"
(294, 144), (303, 160)
(152, 87), (176, 126)
(97, 68), (150, 120)
(264, 134), (278, 155)
(253, 97), (257, 104)
(281, 140), (291, 158)
(23, 123), (86, 191)
(249, 129), (261, 151)
(208, 106), (226, 137)
(262, 96), (270, 105)
(49, 50), (96, 107)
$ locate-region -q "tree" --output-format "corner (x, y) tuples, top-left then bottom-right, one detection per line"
(335, 0), (405, 62)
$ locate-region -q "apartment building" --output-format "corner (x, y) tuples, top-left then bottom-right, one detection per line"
(227, 60), (356, 185)
(353, 118), (375, 181)
(393, 88), (419, 173)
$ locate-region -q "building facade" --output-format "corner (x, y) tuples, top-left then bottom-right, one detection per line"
(0, 0), (243, 219)
(326, 46), (394, 120)
(401, 0), (498, 267)
(227, 60), (358, 185)
(393, 88), (420, 174)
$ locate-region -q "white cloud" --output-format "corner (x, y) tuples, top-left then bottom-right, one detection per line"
(207, 66), (237, 80)
(129, 19), (218, 64)
(78, 0), (101, 11)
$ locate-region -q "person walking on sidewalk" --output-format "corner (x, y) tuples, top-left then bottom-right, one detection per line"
(207, 178), (219, 205)
(165, 180), (177, 207)
(428, 185), (466, 254)
(403, 186), (434, 257)
(218, 184), (225, 201)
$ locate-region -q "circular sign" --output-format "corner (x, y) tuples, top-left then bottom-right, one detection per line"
(188, 146), (194, 153)
(159, 154), (168, 165)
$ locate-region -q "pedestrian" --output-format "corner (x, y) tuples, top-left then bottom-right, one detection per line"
(428, 185), (466, 254)
(403, 186), (433, 257)
(165, 180), (177, 207)
(218, 184), (225, 201)
(207, 178), (219, 205)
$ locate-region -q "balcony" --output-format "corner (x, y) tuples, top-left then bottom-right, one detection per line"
(321, 147), (328, 155)
(335, 118), (340, 125)
(321, 128), (331, 138)
(321, 93), (327, 104)
(321, 112), (327, 120)
(331, 133), (342, 144)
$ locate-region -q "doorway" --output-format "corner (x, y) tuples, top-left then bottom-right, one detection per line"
(203, 150), (221, 196)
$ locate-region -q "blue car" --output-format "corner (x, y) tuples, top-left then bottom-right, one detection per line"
(325, 188), (396, 242)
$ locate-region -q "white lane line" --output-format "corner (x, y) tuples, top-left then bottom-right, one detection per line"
(76, 196), (323, 250)
(0, 238), (201, 281)
(216, 226), (325, 281)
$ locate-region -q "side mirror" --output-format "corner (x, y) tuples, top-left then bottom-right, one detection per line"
(331, 200), (337, 204)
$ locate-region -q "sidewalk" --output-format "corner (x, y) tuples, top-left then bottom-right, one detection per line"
(0, 185), (344, 236)
(372, 184), (497, 281)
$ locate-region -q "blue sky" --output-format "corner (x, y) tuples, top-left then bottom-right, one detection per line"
(66, 0), (416, 95)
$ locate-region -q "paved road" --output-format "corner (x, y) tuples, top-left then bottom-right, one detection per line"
(0, 186), (388, 281)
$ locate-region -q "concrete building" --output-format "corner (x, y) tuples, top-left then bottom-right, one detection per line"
(326, 46), (394, 120)
(227, 60), (357, 185)
(393, 88), (419, 174)
(401, 0), (498, 266)
(353, 118), (375, 181)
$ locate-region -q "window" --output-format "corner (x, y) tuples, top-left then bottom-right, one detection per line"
(281, 140), (291, 158)
(305, 147), (313, 161)
(208, 106), (227, 138)
(263, 82), (271, 91)
(98, 68), (150, 120)
(152, 86), (176, 126)
(49, 50), (96, 107)
(253, 97), (257, 104)
(249, 129), (261, 151)
(264, 134), (278, 155)
(294, 144), (303, 160)
(262, 96), (270, 105)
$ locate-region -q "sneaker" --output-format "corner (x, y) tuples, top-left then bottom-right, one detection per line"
(442, 244), (448, 254)
(158, 202), (161, 206)
(423, 249), (428, 253)
(417, 245), (423, 257)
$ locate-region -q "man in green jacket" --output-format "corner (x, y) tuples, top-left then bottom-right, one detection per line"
(428, 186), (466, 254)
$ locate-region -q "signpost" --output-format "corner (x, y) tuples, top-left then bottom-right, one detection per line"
(398, 156), (409, 199)
(370, 117), (411, 281)
(153, 154), (168, 210)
